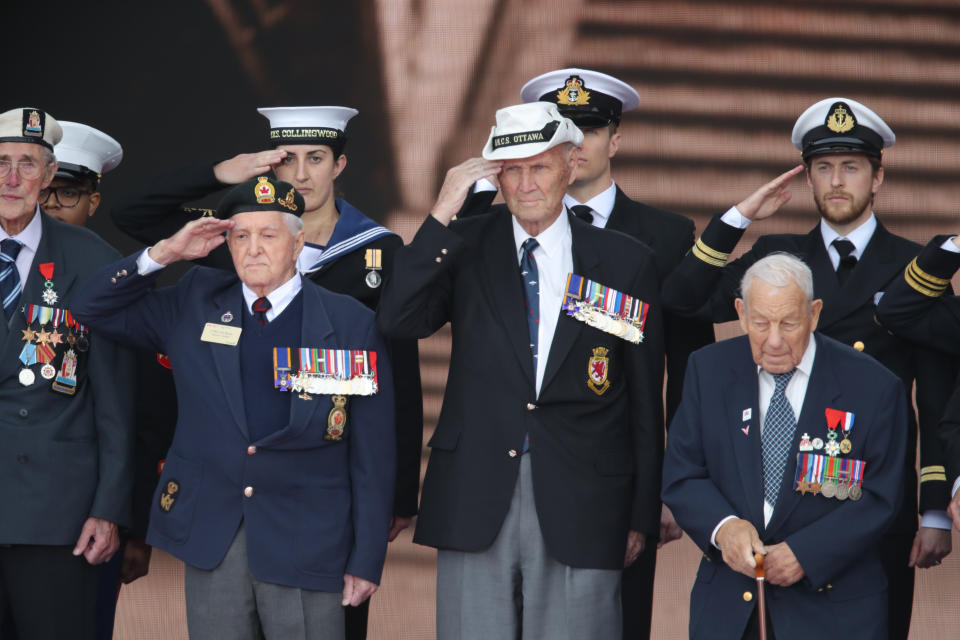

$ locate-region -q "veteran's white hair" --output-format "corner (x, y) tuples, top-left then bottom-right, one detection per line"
(740, 253), (814, 309)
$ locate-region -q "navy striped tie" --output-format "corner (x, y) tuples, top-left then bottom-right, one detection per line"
(0, 239), (23, 322)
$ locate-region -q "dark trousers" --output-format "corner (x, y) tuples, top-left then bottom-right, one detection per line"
(0, 545), (98, 640)
(880, 531), (915, 640)
(621, 541), (657, 639)
(741, 604), (776, 640)
(344, 599), (369, 639)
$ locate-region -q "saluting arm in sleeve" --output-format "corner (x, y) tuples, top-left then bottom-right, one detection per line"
(876, 235), (960, 353)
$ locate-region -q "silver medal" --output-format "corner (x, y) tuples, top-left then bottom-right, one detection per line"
(18, 368), (35, 386)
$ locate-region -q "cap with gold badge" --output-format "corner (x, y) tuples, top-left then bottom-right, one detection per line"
(520, 68), (640, 129)
(0, 107), (63, 150)
(791, 97), (895, 161)
(482, 102), (583, 161)
(216, 176), (305, 219)
(257, 106), (358, 156)
(53, 121), (123, 186)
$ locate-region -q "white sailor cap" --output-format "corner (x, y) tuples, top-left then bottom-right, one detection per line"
(791, 97), (895, 161)
(0, 107), (62, 150)
(482, 102), (584, 160)
(257, 106), (359, 152)
(520, 68), (640, 128)
(54, 121), (123, 182)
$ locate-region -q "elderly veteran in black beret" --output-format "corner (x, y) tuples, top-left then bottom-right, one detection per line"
(73, 176), (396, 640)
(377, 101), (664, 639)
(0, 106), (133, 640)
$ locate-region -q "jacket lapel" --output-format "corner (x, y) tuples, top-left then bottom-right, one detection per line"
(765, 335), (840, 537)
(539, 213), (590, 395)
(726, 342), (765, 529)
(208, 282), (250, 439)
(283, 286), (332, 439)
(479, 211), (536, 390)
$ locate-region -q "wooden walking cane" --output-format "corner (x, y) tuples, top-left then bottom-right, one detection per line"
(754, 552), (767, 640)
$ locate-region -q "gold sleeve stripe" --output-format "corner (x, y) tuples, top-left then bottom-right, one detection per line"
(920, 473), (947, 483)
(909, 259), (950, 286)
(921, 465), (946, 474)
(692, 238), (728, 268)
(905, 264), (946, 298)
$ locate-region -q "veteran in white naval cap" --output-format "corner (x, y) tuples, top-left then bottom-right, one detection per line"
(518, 65), (718, 640)
(661, 97), (955, 640)
(0, 107), (133, 640)
(45, 121), (123, 226)
(377, 100), (666, 640)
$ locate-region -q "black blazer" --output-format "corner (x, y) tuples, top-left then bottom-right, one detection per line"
(377, 210), (664, 570)
(663, 215), (957, 531)
(110, 166), (423, 517)
(0, 212), (134, 544)
(458, 186), (714, 424)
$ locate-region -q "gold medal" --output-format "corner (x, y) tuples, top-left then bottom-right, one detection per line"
(839, 438), (852, 454)
(326, 395), (347, 441)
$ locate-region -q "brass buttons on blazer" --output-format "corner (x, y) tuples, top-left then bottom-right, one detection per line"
(435, 257), (442, 263)
(244, 486), (254, 498)
(526, 403), (537, 410)
(742, 591), (753, 602)
(853, 341), (865, 352)
(441, 248), (448, 255)
(508, 449), (517, 458)
(247, 446), (257, 455)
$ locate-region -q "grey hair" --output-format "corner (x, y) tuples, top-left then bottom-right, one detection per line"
(41, 147), (56, 167)
(225, 211), (303, 238)
(740, 253), (814, 308)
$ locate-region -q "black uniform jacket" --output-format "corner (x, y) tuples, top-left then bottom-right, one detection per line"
(110, 165), (422, 516)
(376, 210), (665, 570)
(662, 214), (956, 531)
(459, 185), (713, 424)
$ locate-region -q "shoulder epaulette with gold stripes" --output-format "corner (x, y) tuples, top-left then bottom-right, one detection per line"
(691, 237), (729, 268)
(904, 258), (950, 298)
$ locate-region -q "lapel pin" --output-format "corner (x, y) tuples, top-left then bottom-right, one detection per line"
(742, 408), (752, 421)
(221, 311), (233, 323)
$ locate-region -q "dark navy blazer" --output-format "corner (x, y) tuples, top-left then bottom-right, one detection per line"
(73, 255), (396, 591)
(662, 333), (905, 640)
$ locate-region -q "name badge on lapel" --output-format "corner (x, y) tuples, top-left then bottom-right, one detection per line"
(200, 323), (242, 346)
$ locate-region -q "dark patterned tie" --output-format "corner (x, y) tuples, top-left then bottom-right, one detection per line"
(832, 238), (857, 285)
(0, 239), (23, 322)
(520, 238), (540, 454)
(761, 369), (797, 509)
(570, 205), (594, 224)
(252, 296), (271, 325)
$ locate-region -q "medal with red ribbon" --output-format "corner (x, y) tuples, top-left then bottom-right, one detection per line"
(39, 262), (58, 305)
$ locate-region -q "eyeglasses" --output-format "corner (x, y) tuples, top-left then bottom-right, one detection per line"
(0, 159), (46, 180)
(39, 186), (93, 207)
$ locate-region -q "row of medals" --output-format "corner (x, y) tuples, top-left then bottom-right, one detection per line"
(19, 325), (88, 386)
(567, 302), (643, 343)
(798, 427), (861, 501)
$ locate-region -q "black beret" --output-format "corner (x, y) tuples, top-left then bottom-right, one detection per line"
(216, 176), (304, 219)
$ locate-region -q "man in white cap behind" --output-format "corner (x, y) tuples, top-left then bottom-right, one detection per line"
(0, 107), (132, 639)
(661, 97), (955, 639)
(377, 102), (665, 639)
(46, 122), (122, 226)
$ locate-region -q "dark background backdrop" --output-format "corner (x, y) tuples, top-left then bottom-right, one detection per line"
(3, 0), (396, 254)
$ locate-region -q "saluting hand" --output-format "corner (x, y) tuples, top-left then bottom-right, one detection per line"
(148, 217), (235, 266)
(715, 518), (765, 579)
(430, 158), (503, 226)
(213, 150), (288, 184)
(736, 164), (805, 221)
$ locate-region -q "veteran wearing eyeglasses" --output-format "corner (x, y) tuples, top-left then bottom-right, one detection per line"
(0, 107), (133, 640)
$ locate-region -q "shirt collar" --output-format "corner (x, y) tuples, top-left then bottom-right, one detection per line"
(819, 213), (877, 259)
(0, 204), (43, 251)
(512, 208), (571, 262)
(242, 271), (303, 318)
(757, 332), (817, 379)
(562, 180), (617, 226)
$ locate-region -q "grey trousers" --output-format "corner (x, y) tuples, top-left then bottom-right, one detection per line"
(184, 523), (344, 640)
(437, 455), (622, 640)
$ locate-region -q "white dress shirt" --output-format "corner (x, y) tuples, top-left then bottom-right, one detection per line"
(137, 249), (303, 322)
(512, 212), (573, 396)
(562, 181), (617, 229)
(0, 204), (43, 286)
(819, 214), (877, 269)
(711, 337), (816, 547)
